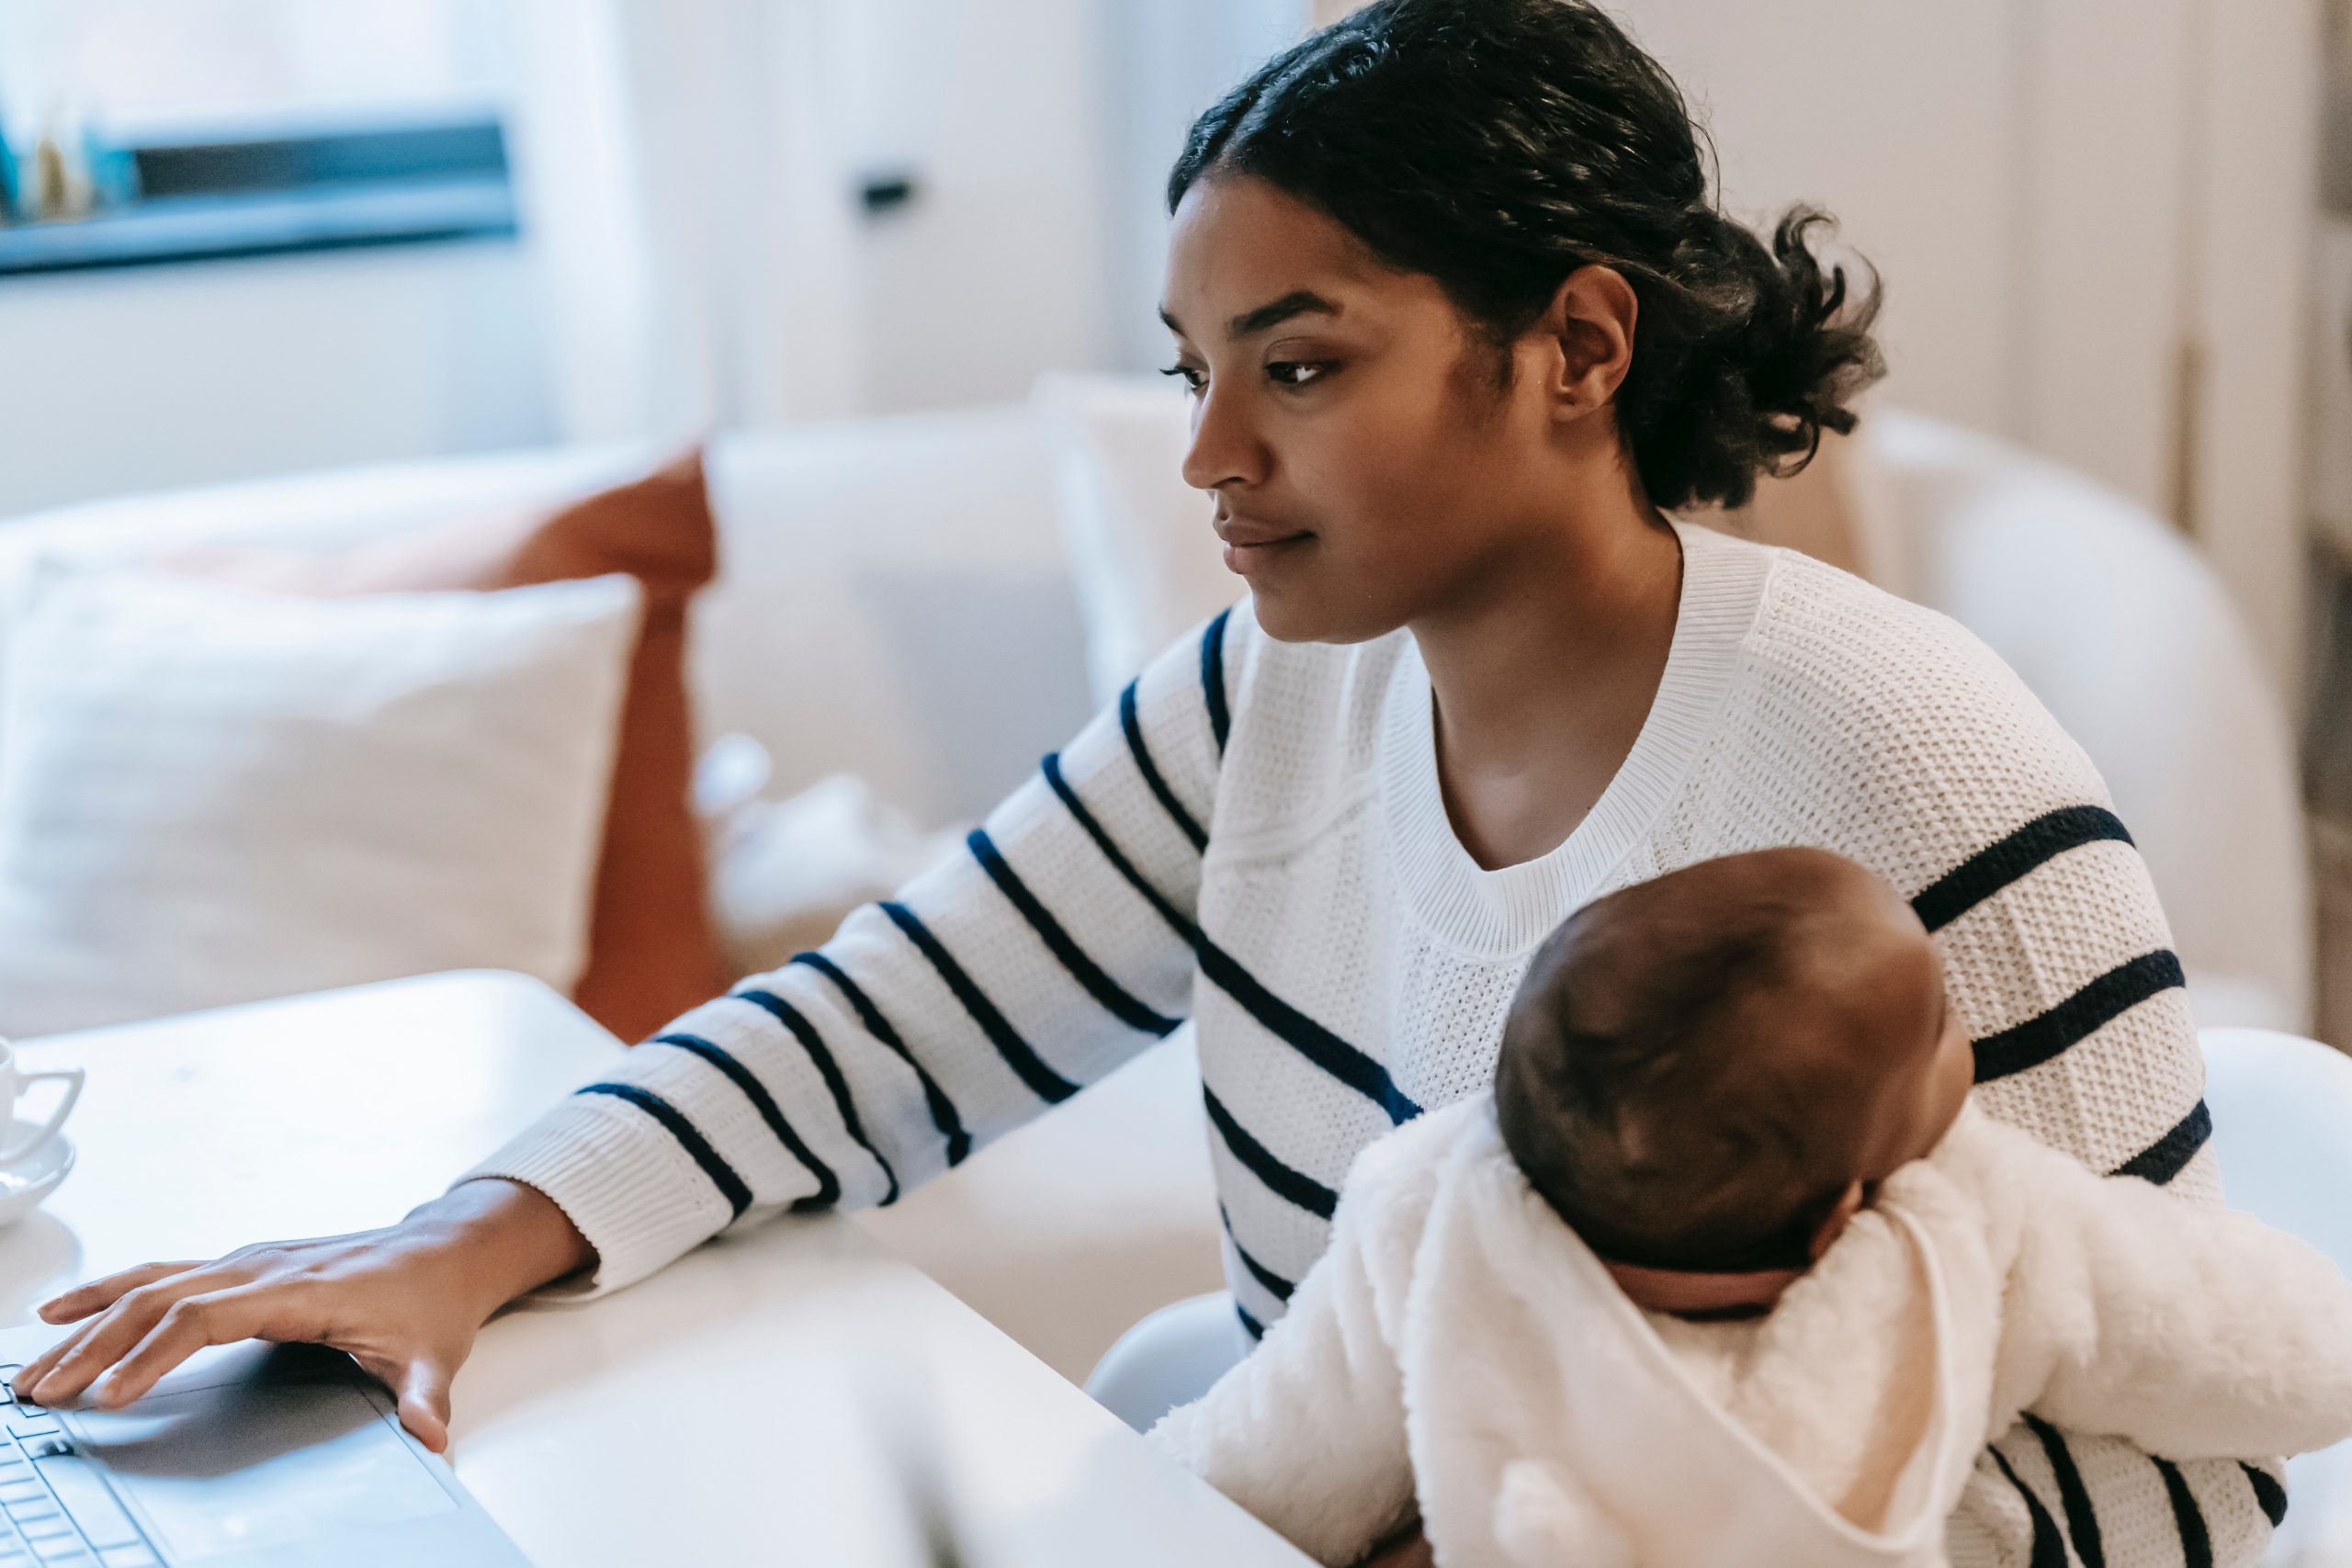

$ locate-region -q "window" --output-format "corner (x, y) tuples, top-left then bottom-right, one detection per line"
(0, 0), (518, 275)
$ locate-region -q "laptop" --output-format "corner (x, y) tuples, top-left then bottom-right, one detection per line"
(0, 1322), (527, 1567)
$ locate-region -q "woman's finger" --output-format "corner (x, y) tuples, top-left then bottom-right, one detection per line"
(10, 1319), (100, 1404)
(35, 1260), (204, 1325)
(394, 1357), (455, 1454)
(15, 1261), (209, 1397)
(22, 1270), (241, 1406)
(89, 1288), (279, 1409)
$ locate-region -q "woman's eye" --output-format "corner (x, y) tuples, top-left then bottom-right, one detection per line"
(1159, 364), (1205, 393)
(1267, 361), (1330, 388)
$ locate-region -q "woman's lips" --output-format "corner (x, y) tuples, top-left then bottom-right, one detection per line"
(1216, 513), (1312, 575)
(1221, 535), (1311, 575)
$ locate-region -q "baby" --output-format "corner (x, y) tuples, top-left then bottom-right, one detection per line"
(1149, 847), (2352, 1568)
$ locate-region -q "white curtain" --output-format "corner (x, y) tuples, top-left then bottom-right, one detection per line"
(502, 0), (866, 446)
(1102, 0), (1310, 370)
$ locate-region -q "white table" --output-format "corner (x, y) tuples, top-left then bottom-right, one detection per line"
(6, 971), (1310, 1567)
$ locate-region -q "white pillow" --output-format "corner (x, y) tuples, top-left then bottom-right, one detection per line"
(0, 571), (641, 1038)
(697, 749), (965, 979)
(1033, 374), (1238, 705)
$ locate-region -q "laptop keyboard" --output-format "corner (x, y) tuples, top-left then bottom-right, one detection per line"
(0, 1367), (159, 1568)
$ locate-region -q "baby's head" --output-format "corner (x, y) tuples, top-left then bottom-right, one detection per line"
(1494, 848), (1973, 1300)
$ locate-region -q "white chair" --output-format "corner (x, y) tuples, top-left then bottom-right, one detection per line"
(2203, 1029), (2352, 1565)
(1085, 1290), (1248, 1435)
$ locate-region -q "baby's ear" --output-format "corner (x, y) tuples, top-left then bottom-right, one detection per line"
(1491, 1458), (1637, 1568)
(1808, 1179), (1868, 1262)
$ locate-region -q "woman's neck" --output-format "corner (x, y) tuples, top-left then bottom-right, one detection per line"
(1410, 491), (1684, 870)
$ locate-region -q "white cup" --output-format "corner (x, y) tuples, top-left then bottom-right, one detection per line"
(0, 1040), (82, 1167)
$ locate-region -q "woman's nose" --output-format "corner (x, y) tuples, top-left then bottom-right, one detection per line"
(1181, 386), (1270, 494)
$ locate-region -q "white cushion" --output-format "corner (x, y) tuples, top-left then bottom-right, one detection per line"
(697, 745), (966, 978)
(0, 571), (641, 1038)
(1033, 374), (1237, 705)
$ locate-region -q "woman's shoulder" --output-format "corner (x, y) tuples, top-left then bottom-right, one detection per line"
(1692, 538), (2127, 889)
(1734, 543), (2110, 796)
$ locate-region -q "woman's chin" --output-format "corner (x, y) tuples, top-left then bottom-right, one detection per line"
(1247, 587), (1399, 648)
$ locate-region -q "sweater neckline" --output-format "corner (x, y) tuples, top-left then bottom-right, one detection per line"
(1378, 520), (1773, 958)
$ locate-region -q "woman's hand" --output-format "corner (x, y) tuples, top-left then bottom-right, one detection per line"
(8, 1178), (591, 1453)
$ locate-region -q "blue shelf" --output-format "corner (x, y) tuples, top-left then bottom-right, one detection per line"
(0, 174), (517, 276)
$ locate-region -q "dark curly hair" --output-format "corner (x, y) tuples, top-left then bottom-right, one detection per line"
(1168, 0), (1887, 512)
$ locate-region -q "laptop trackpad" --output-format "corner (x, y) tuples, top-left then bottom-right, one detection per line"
(64, 1354), (455, 1561)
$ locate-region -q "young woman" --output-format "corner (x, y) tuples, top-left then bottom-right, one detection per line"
(16, 3), (2273, 1563)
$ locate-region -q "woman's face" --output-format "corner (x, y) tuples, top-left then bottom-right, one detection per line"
(1160, 174), (1588, 644)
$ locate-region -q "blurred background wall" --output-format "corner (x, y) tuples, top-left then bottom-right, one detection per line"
(0, 0), (2323, 685)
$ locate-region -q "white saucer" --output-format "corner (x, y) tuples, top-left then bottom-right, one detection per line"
(0, 1125), (74, 1228)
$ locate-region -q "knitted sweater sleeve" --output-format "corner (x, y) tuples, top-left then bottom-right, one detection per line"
(1148, 1126), (1429, 1567)
(460, 606), (1248, 1292)
(1785, 579), (2284, 1568)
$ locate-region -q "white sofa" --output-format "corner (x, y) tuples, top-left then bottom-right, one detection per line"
(0, 399), (2316, 1385)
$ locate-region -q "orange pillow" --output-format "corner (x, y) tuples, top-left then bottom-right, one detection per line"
(175, 452), (728, 1041)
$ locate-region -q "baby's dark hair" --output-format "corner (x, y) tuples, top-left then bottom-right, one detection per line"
(1168, 0), (1886, 512)
(1493, 853), (1892, 1272)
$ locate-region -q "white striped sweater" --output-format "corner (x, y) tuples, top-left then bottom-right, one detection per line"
(473, 520), (2276, 1567)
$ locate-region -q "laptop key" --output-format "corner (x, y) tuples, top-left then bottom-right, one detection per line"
(26, 1459), (132, 1553)
(96, 1552), (153, 1568)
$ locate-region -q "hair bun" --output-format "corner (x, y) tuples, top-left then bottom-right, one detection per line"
(1623, 206), (1887, 512)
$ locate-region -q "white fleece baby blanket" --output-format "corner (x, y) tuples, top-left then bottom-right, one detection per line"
(1151, 1099), (2352, 1568)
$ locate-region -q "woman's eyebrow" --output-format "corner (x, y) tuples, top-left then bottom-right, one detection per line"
(1158, 290), (1342, 344)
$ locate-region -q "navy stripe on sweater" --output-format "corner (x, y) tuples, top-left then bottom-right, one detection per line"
(646, 1032), (840, 1211)
(1237, 1302), (1265, 1341)
(2112, 1099), (2211, 1187)
(1222, 1204), (1297, 1303)
(1122, 681), (1207, 852)
(727, 993), (899, 1205)
(2242, 1463), (2288, 1528)
(790, 950), (973, 1168)
(1201, 607), (1234, 755)
(577, 1081), (752, 1218)
(1973, 950), (2187, 1084)
(967, 828), (1182, 1038)
(1204, 1087), (1338, 1220)
(2024, 1414), (2106, 1568)
(1989, 1447), (2070, 1568)
(1912, 806), (2135, 933)
(1043, 752), (1421, 1124)
(881, 900), (1079, 1105)
(2152, 1456), (2214, 1568)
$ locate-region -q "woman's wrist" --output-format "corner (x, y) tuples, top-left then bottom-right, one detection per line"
(406, 1178), (597, 1317)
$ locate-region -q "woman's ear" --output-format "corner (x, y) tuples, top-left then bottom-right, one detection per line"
(1807, 1180), (1867, 1263)
(1534, 264), (1639, 417)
